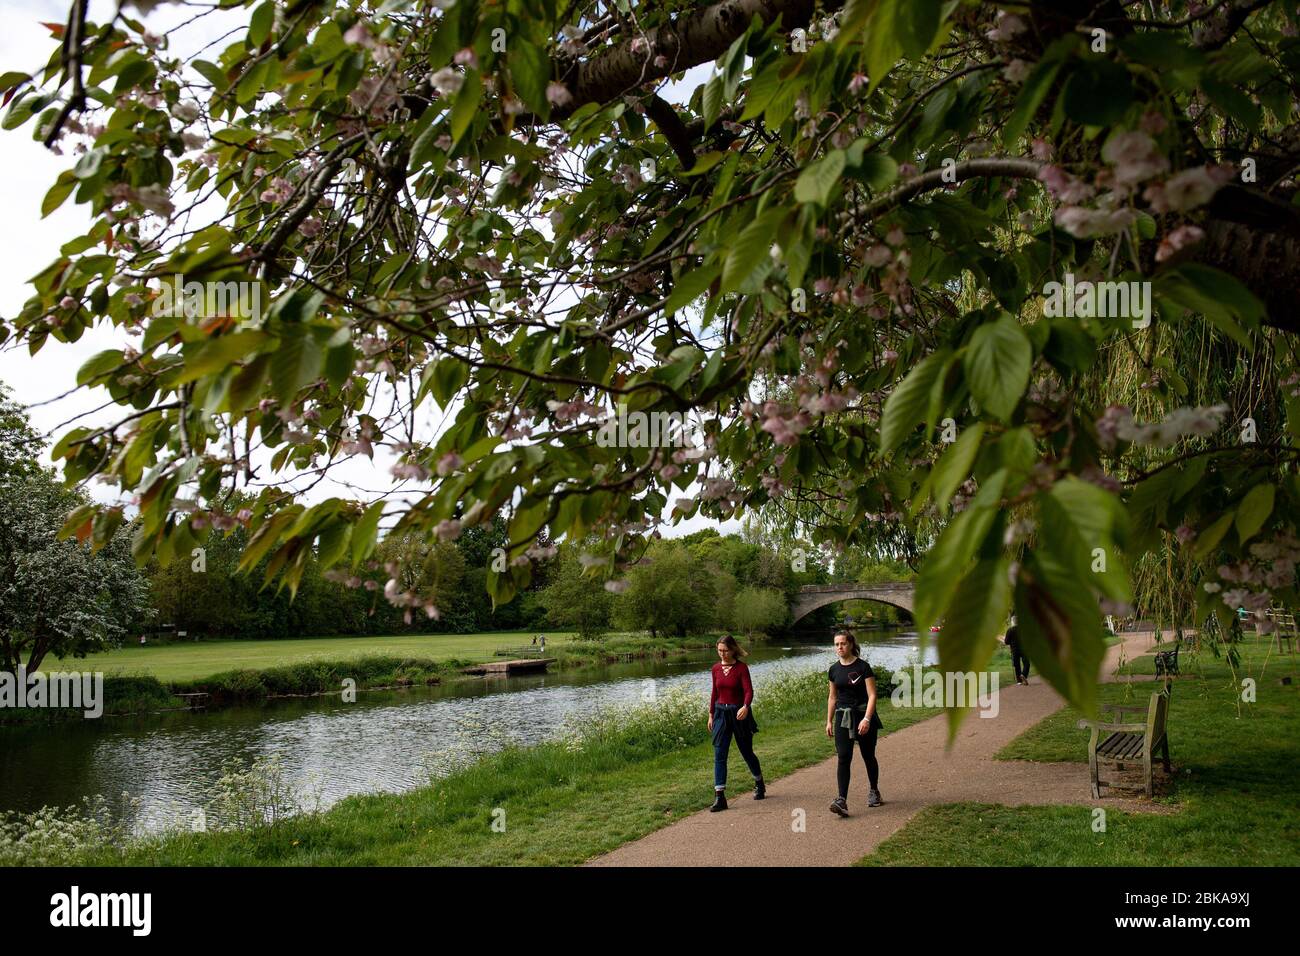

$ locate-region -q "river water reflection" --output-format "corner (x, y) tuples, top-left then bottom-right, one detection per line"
(0, 629), (934, 832)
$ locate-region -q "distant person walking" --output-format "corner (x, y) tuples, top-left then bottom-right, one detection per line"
(708, 634), (765, 812)
(1004, 619), (1030, 685)
(827, 629), (882, 816)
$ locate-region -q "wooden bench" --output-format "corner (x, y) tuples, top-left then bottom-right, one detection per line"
(1078, 689), (1171, 798)
(1265, 609), (1296, 653)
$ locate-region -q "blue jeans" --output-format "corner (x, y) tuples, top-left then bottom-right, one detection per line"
(711, 703), (762, 789)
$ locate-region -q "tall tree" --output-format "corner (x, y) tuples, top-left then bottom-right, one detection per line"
(0, 386), (152, 673)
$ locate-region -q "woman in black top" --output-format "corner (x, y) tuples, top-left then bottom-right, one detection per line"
(826, 629), (882, 815)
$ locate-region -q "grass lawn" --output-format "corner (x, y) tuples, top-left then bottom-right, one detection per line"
(46, 632), (579, 682)
(860, 639), (1300, 866)
(82, 674), (943, 866)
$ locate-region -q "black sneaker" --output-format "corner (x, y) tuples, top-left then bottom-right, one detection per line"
(867, 788), (883, 807)
(710, 791), (728, 812)
(753, 778), (766, 800)
(830, 796), (849, 817)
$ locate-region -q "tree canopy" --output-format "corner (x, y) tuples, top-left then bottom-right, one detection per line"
(5, 0), (1300, 715)
(0, 386), (151, 673)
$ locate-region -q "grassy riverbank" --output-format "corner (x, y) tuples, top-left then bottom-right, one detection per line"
(45, 631), (583, 682)
(4, 631), (722, 724)
(25, 668), (935, 866)
(860, 639), (1300, 866)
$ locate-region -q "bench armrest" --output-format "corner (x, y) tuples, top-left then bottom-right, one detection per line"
(1077, 719), (1146, 733)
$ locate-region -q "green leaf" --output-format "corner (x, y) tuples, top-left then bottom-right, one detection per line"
(1003, 57), (1064, 145)
(1155, 264), (1264, 350)
(1040, 476), (1132, 603)
(702, 73), (723, 131)
(76, 349), (123, 386)
(508, 41), (550, 118)
(964, 314), (1031, 421)
(937, 555), (1012, 738)
(420, 356), (470, 408)
(247, 1), (275, 47)
(795, 149), (846, 206)
(1014, 548), (1107, 716)
(192, 59), (229, 91)
(896, 0), (945, 60)
(270, 326), (324, 402)
(42, 178), (75, 218)
(913, 469), (1008, 632)
(666, 262), (721, 314)
(864, 0), (904, 94)
(720, 207), (786, 293)
(450, 70), (482, 145)
(409, 120), (442, 171)
(930, 423), (985, 512)
(1060, 59), (1133, 127)
(880, 349), (950, 453)
(177, 331), (271, 384)
(1235, 483), (1274, 544)
(853, 153), (898, 191)
(678, 150), (727, 177)
(73, 148), (103, 180)
(350, 501), (385, 570)
(1192, 511), (1235, 560)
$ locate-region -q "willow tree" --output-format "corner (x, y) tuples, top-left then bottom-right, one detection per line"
(5, 0), (1300, 717)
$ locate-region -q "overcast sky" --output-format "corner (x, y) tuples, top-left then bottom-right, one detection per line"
(0, 1), (742, 537)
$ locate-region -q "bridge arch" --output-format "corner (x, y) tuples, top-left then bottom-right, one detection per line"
(791, 583), (915, 625)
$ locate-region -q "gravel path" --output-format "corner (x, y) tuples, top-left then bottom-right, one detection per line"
(588, 630), (1162, 867)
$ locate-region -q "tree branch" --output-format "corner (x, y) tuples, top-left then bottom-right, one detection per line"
(552, 0), (827, 121)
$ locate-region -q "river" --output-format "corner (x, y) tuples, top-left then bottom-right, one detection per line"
(0, 629), (934, 833)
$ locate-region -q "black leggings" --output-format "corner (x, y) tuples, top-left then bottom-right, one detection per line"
(1011, 646), (1030, 680)
(834, 720), (879, 798)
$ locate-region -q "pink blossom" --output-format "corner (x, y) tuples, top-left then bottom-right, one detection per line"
(1037, 165), (1094, 204)
(1155, 224), (1205, 262)
(1144, 166), (1226, 213)
(986, 10), (1027, 43)
(1101, 130), (1169, 187)
(1002, 59), (1031, 83)
(546, 82), (573, 108)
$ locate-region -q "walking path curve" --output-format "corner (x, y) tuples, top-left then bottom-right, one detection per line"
(588, 629), (1162, 867)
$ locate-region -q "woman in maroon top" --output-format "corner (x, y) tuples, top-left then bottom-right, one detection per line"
(707, 634), (765, 812)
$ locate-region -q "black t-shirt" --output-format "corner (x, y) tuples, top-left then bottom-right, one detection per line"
(1005, 625), (1020, 649)
(828, 658), (883, 729)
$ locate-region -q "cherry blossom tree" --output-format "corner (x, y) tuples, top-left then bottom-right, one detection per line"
(4, 0), (1300, 716)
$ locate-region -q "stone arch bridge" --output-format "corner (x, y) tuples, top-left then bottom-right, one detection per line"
(791, 583), (915, 625)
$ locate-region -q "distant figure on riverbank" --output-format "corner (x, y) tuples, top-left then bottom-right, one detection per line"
(827, 628), (883, 816)
(708, 634), (764, 812)
(1004, 618), (1029, 685)
(539, 635), (546, 654)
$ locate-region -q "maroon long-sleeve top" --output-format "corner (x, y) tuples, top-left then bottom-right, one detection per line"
(710, 660), (754, 709)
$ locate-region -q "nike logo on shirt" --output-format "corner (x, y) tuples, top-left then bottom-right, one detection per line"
(849, 674), (862, 684)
